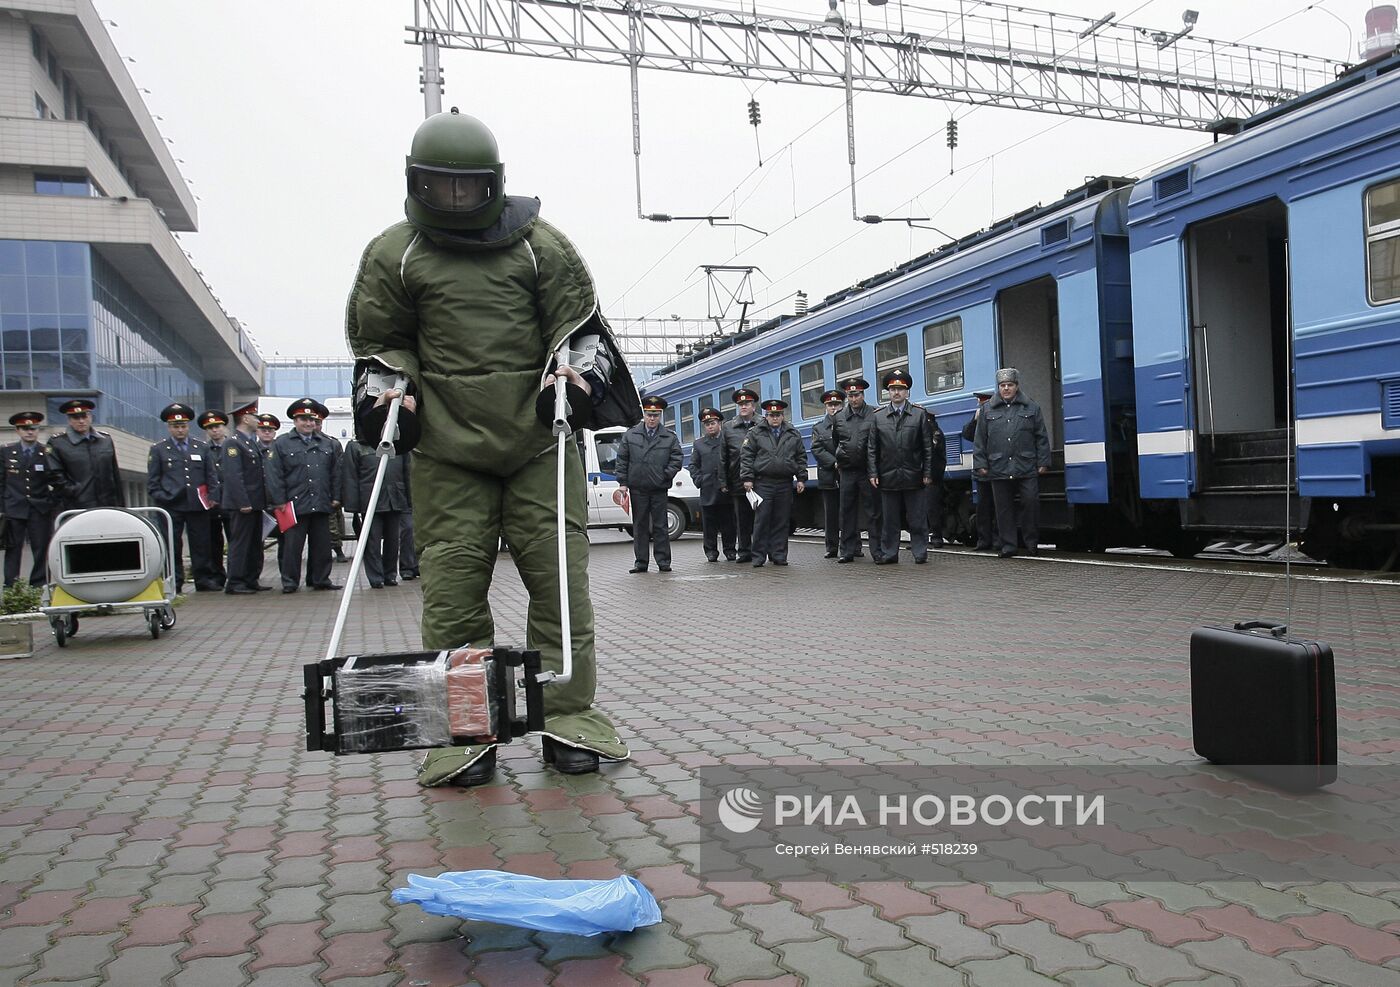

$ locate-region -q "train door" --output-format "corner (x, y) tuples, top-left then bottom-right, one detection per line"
(995, 277), (1064, 462)
(1185, 201), (1290, 492)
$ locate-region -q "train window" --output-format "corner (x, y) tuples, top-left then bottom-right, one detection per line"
(670, 407), (680, 434)
(721, 390), (736, 420)
(923, 317), (964, 394)
(681, 401), (695, 443)
(835, 347), (863, 387)
(745, 378), (761, 399)
(875, 334), (909, 399)
(799, 359), (825, 419)
(1366, 178), (1400, 304)
(780, 370), (791, 409)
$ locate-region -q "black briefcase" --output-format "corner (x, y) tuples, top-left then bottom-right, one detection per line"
(1190, 620), (1337, 789)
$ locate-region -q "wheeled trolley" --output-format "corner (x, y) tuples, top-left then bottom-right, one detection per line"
(40, 507), (178, 646)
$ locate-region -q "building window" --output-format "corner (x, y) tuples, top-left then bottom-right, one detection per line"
(923, 316), (964, 394)
(34, 174), (92, 197)
(1366, 177), (1400, 305)
(835, 346), (863, 387)
(875, 333), (909, 399)
(47, 52), (60, 85)
(780, 370), (791, 409)
(680, 400), (695, 444)
(31, 27), (41, 60)
(34, 93), (49, 120)
(799, 359), (825, 420)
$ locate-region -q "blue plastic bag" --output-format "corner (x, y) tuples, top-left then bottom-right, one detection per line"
(392, 870), (662, 936)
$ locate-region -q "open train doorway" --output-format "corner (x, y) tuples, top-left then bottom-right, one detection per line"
(995, 277), (1063, 461)
(1185, 200), (1291, 493)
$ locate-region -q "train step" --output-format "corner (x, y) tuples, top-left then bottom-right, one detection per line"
(1203, 539), (1285, 556)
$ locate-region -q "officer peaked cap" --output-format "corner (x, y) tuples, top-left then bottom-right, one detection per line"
(59, 398), (95, 416)
(9, 412), (42, 427)
(973, 389), (994, 399)
(699, 407), (722, 422)
(732, 388), (759, 403)
(882, 369), (913, 389)
(840, 378), (869, 392)
(820, 390), (845, 404)
(761, 398), (788, 412)
(641, 395), (668, 411)
(256, 413), (281, 429)
(160, 403), (195, 424)
(231, 400), (259, 418)
(198, 410), (228, 429)
(287, 398), (322, 420)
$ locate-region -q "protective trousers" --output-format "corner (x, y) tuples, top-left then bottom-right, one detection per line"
(629, 487), (670, 569)
(414, 446), (626, 787)
(838, 468), (882, 560)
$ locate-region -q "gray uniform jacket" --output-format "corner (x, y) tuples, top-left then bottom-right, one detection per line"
(832, 403), (878, 472)
(687, 433), (729, 507)
(266, 432), (343, 515)
(1, 442), (54, 518)
(615, 424), (682, 492)
(740, 424), (808, 484)
(722, 417), (761, 489)
(147, 437), (220, 512)
(926, 411), (947, 479)
(973, 392), (1051, 479)
(868, 403), (934, 489)
(219, 431), (267, 512)
(48, 429), (124, 510)
(342, 440), (410, 514)
(810, 414), (840, 489)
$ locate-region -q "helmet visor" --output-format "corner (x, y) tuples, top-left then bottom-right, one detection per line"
(407, 165), (498, 215)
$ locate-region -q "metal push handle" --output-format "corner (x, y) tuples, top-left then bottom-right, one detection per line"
(544, 343), (574, 686)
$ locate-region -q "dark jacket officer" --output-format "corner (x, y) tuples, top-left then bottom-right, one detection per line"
(740, 399), (806, 566)
(616, 395), (682, 572)
(973, 387), (1052, 479)
(810, 393), (842, 490)
(687, 420), (729, 507)
(221, 427), (267, 512)
(342, 440), (411, 514)
(266, 427), (343, 514)
(147, 402), (221, 591)
(2, 411), (55, 587)
(722, 388), (764, 562)
(47, 399), (124, 510)
(833, 394), (878, 472)
(868, 397), (934, 488)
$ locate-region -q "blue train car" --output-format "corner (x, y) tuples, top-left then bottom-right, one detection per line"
(649, 177), (1141, 545)
(1127, 55), (1400, 564)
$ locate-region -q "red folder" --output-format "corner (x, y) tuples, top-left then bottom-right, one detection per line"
(197, 484), (214, 510)
(273, 501), (297, 533)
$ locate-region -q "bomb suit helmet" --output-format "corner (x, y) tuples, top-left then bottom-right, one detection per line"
(404, 108), (506, 231)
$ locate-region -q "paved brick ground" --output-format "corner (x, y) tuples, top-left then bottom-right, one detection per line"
(1, 535), (1399, 985)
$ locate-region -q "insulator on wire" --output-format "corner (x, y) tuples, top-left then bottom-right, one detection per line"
(747, 99), (762, 127)
(945, 118), (958, 149)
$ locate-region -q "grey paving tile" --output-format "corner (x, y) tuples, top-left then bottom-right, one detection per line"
(690, 929), (785, 984)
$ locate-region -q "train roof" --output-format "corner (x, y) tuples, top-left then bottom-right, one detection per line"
(650, 175), (1131, 385)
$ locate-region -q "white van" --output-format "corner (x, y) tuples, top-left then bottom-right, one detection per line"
(578, 426), (702, 540)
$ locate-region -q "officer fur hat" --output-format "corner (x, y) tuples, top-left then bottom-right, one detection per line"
(731, 388), (759, 403)
(882, 369), (913, 390)
(256, 413), (281, 430)
(840, 377), (870, 392)
(58, 398), (96, 416)
(640, 395), (668, 412)
(996, 367), (1020, 384)
(821, 390), (845, 405)
(159, 403), (195, 424)
(9, 412), (42, 427)
(761, 398), (788, 413)
(287, 398), (323, 420)
(699, 407), (722, 422)
(198, 410), (228, 430)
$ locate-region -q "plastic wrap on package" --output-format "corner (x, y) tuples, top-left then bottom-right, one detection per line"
(335, 652), (451, 753)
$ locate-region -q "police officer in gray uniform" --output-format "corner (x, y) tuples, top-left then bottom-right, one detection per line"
(198, 410), (231, 588)
(220, 406), (271, 593)
(974, 367), (1051, 558)
(833, 378), (882, 563)
(266, 399), (344, 593)
(617, 394), (683, 573)
(740, 398), (807, 567)
(1, 411), (54, 587)
(147, 403), (222, 592)
(341, 437), (410, 588)
(47, 398), (124, 511)
(722, 388), (762, 562)
(868, 370), (934, 564)
(687, 406), (735, 562)
(961, 389), (998, 551)
(810, 389), (844, 559)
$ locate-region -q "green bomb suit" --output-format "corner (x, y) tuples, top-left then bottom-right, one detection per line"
(346, 196), (638, 785)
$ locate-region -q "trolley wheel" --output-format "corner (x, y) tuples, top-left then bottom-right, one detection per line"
(65, 615), (78, 638)
(148, 612), (161, 640)
(51, 617), (67, 648)
(160, 608), (176, 630)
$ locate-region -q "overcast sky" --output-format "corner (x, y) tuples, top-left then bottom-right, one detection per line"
(94, 0), (1376, 361)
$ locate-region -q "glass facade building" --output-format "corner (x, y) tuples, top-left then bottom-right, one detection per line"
(264, 360), (354, 401)
(0, 239), (203, 441)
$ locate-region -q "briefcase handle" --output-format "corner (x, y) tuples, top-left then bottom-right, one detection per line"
(1234, 619), (1288, 638)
